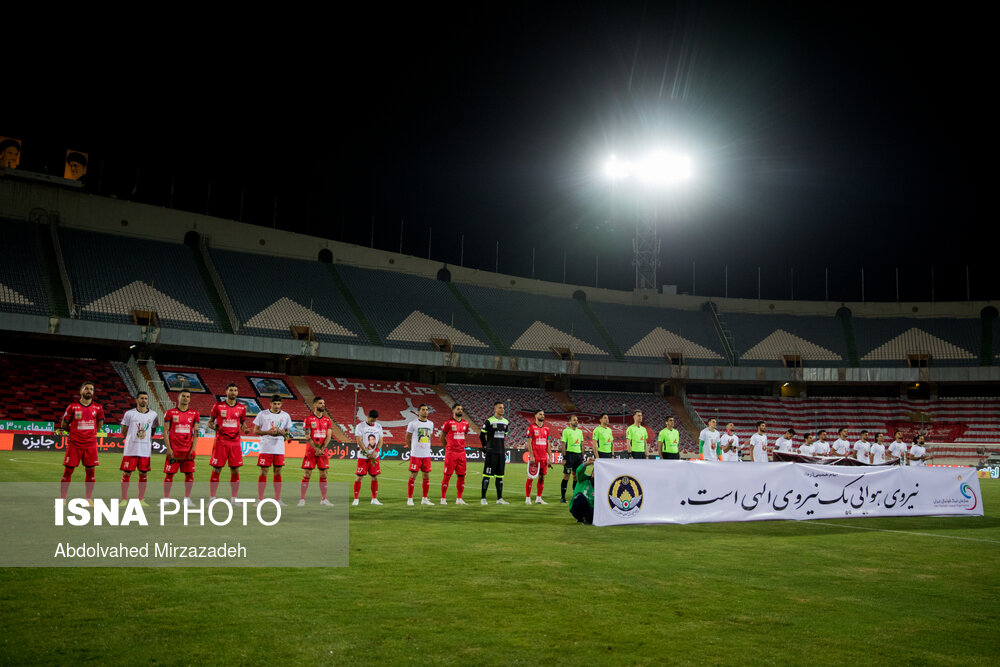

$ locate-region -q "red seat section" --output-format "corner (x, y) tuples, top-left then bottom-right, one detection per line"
(304, 376), (452, 445)
(0, 353), (132, 423)
(156, 366), (311, 421)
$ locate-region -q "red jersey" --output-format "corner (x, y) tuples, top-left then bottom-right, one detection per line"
(442, 419), (470, 452)
(62, 401), (105, 448)
(209, 401), (247, 441)
(526, 424), (550, 451)
(165, 408), (200, 449)
(303, 414), (334, 445)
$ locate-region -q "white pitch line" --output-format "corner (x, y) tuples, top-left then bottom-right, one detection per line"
(799, 520), (1000, 545)
(8, 457), (65, 466)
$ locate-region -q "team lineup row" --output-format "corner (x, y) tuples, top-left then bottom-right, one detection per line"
(53, 381), (933, 510)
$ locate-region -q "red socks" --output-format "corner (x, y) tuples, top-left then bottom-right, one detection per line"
(258, 473), (267, 501)
(319, 479), (328, 501)
(164, 473), (174, 498)
(121, 473), (130, 500)
(60, 468), (73, 499)
(370, 478), (378, 499)
(274, 474), (282, 501)
(525, 479), (533, 498)
(84, 467), (95, 500)
(441, 473), (452, 499)
(138, 473), (147, 500)
(210, 469), (221, 498)
(230, 471), (240, 498)
(536, 478), (544, 497)
(422, 477), (429, 499)
(408, 477), (415, 499)
(184, 473), (194, 499)
(354, 479), (362, 499)
(300, 478), (310, 501)
(456, 476), (464, 500)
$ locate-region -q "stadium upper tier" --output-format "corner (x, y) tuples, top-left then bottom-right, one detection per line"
(59, 228), (222, 332)
(0, 219), (51, 317)
(852, 317), (981, 366)
(723, 312), (848, 366)
(585, 301), (724, 364)
(209, 249), (362, 343)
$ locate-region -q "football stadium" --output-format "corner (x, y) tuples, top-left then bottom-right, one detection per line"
(2, 6), (998, 665)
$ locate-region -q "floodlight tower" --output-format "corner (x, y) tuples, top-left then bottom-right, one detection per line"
(604, 151), (692, 291)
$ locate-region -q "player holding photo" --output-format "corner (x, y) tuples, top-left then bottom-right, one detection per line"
(354, 410), (384, 506)
(119, 391), (158, 505)
(406, 404), (435, 506)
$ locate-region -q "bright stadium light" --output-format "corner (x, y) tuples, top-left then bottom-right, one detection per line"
(635, 150), (692, 186)
(604, 155), (630, 181)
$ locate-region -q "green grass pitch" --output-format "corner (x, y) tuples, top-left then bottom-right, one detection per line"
(1, 453), (997, 665)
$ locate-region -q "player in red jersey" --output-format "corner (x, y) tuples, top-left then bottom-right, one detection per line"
(58, 381), (105, 502)
(163, 390), (200, 506)
(208, 383), (249, 501)
(300, 396), (334, 506)
(524, 409), (552, 505)
(439, 403), (470, 505)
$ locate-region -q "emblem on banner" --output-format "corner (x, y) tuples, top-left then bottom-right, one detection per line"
(607, 475), (643, 517)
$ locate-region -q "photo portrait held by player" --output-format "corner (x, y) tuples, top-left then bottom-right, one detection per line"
(253, 395), (293, 506)
(119, 391), (157, 505)
(406, 404), (434, 506)
(354, 409), (384, 506)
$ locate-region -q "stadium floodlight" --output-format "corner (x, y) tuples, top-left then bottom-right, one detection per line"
(635, 150), (692, 186)
(603, 155), (630, 181)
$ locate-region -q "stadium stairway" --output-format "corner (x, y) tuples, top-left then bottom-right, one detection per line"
(189, 243), (235, 334)
(547, 390), (578, 413)
(34, 222), (69, 317)
(431, 385), (481, 432)
(324, 264), (382, 346)
(445, 282), (508, 354)
(578, 300), (624, 361)
(838, 309), (860, 366)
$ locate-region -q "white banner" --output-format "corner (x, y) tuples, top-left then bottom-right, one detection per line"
(593, 460), (984, 526)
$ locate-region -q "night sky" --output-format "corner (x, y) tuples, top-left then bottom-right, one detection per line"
(8, 4), (993, 302)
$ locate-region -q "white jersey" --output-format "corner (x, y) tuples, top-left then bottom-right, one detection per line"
(407, 419), (434, 458)
(774, 437), (794, 453)
(888, 441), (907, 462)
(832, 438), (852, 456)
(854, 440), (871, 462)
(698, 428), (721, 461)
(749, 433), (768, 462)
(870, 443), (886, 465)
(355, 421), (384, 457)
(254, 409), (291, 455)
(799, 442), (817, 457)
(720, 433), (740, 462)
(813, 440), (831, 456)
(121, 408), (158, 457)
(909, 444), (927, 466)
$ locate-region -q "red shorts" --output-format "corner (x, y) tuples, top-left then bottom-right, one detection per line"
(302, 446), (330, 470)
(63, 444), (99, 468)
(444, 450), (467, 476)
(258, 453), (286, 467)
(355, 457), (381, 476)
(210, 437), (243, 468)
(408, 456), (432, 473)
(531, 446), (549, 475)
(120, 456), (151, 472)
(164, 451), (196, 474)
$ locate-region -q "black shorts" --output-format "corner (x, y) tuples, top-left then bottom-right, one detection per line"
(483, 450), (507, 478)
(563, 451), (583, 475)
(630, 451), (646, 459)
(597, 451), (613, 459)
(570, 494), (594, 524)
(661, 452), (680, 460)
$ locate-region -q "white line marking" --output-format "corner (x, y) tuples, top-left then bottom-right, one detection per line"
(799, 520), (1000, 545)
(8, 457), (64, 466)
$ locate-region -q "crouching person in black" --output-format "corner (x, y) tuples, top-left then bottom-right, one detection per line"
(569, 455), (596, 525)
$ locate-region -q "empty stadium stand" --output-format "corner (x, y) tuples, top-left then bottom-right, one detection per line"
(585, 301), (724, 364)
(722, 312), (848, 366)
(0, 220), (51, 317)
(853, 317), (981, 366)
(59, 228), (222, 332)
(305, 375), (452, 445)
(0, 352), (133, 422)
(209, 249), (363, 343)
(454, 284), (610, 359)
(336, 266), (492, 352)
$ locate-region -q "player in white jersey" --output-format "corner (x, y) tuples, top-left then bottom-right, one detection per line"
(719, 422), (740, 462)
(354, 410), (384, 506)
(773, 429), (796, 453)
(749, 421), (769, 463)
(698, 418), (722, 461)
(253, 396), (292, 505)
(869, 432), (887, 465)
(813, 430), (831, 456)
(832, 428), (852, 457)
(120, 391), (158, 504)
(908, 434), (932, 466)
(853, 430), (872, 463)
(887, 430), (908, 464)
(405, 404), (435, 506)
(799, 432), (817, 457)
